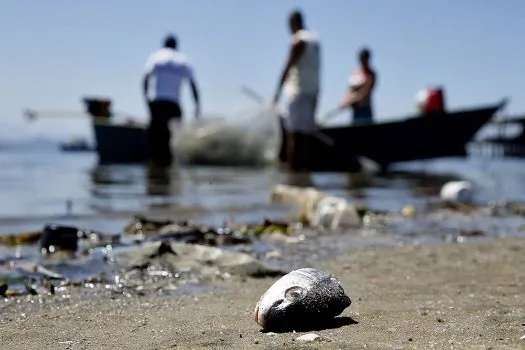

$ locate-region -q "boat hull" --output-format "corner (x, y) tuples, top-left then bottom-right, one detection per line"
(279, 100), (506, 172)
(93, 122), (148, 164)
(60, 145), (95, 152)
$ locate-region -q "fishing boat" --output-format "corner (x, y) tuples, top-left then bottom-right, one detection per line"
(23, 100), (149, 164)
(86, 97), (506, 169)
(59, 137), (95, 152)
(473, 115), (525, 156)
(82, 98), (149, 164)
(278, 99), (508, 172)
(27, 97), (506, 168)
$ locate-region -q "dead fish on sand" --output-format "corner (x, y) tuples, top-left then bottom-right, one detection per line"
(254, 268), (351, 331)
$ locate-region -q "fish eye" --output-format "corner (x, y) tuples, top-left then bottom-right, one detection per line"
(284, 286), (305, 302)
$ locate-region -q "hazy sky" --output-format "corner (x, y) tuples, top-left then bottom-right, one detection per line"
(1, 1), (523, 139)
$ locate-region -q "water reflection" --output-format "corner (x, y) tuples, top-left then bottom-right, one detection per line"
(280, 171), (314, 188)
(88, 164), (179, 212)
(146, 165), (173, 196)
(84, 160), (480, 218)
(381, 170), (461, 198)
(145, 165), (183, 209)
(345, 172), (374, 190)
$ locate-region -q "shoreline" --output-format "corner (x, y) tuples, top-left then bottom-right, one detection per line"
(1, 237), (524, 349)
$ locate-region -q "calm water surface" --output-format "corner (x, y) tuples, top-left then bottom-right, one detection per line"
(1, 141), (525, 284)
(1, 142), (525, 225)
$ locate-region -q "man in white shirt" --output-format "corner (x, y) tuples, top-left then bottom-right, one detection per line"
(142, 34), (201, 168)
(273, 10), (320, 172)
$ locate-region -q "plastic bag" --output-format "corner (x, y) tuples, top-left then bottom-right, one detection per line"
(172, 106), (282, 167)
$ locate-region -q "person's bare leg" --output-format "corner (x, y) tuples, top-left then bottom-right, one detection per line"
(289, 132), (306, 172)
(301, 94), (317, 172)
(286, 132), (296, 171)
(292, 133), (304, 171)
(300, 133), (311, 171)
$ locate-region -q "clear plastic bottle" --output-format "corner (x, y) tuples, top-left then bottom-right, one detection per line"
(310, 196), (361, 230)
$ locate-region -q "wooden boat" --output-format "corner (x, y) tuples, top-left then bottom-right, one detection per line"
(83, 98), (149, 164)
(278, 99), (508, 172)
(93, 120), (148, 164)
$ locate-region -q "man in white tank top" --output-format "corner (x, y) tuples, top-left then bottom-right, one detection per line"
(142, 34), (201, 168)
(273, 9), (321, 171)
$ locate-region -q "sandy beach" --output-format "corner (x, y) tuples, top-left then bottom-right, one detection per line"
(0, 237), (523, 349)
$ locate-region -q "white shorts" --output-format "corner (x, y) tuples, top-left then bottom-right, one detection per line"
(285, 93), (318, 133)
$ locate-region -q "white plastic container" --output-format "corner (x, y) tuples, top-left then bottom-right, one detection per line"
(440, 180), (475, 204)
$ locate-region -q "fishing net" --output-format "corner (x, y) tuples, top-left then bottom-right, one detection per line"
(172, 106), (282, 167)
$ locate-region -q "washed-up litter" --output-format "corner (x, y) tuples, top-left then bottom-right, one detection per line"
(126, 216), (252, 246)
(0, 215), (294, 298)
(1, 182), (523, 301)
(440, 180), (475, 204)
(270, 184), (362, 230)
(294, 333), (325, 342)
(114, 240), (286, 281)
(0, 230), (41, 246)
(269, 184), (400, 232)
(254, 268), (351, 332)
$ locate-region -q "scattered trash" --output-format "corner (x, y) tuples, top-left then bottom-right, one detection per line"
(270, 184), (362, 230)
(0, 230), (42, 246)
(40, 224), (81, 255)
(1, 185), (523, 302)
(295, 333), (323, 342)
(440, 180), (475, 204)
(114, 240), (286, 281)
(401, 205), (417, 218)
(310, 195), (361, 230)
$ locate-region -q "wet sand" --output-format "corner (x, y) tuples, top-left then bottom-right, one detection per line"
(1, 237), (524, 349)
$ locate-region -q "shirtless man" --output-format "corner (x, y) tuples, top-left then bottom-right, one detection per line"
(273, 10), (321, 171)
(339, 48), (377, 124)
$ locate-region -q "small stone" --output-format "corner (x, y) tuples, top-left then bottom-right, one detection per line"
(408, 338), (413, 341)
(295, 333), (322, 342)
(266, 332), (277, 337)
(520, 335), (525, 340)
(437, 318), (444, 323)
(254, 339), (259, 344)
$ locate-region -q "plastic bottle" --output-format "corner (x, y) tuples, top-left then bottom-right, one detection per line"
(440, 180), (475, 204)
(311, 196), (361, 230)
